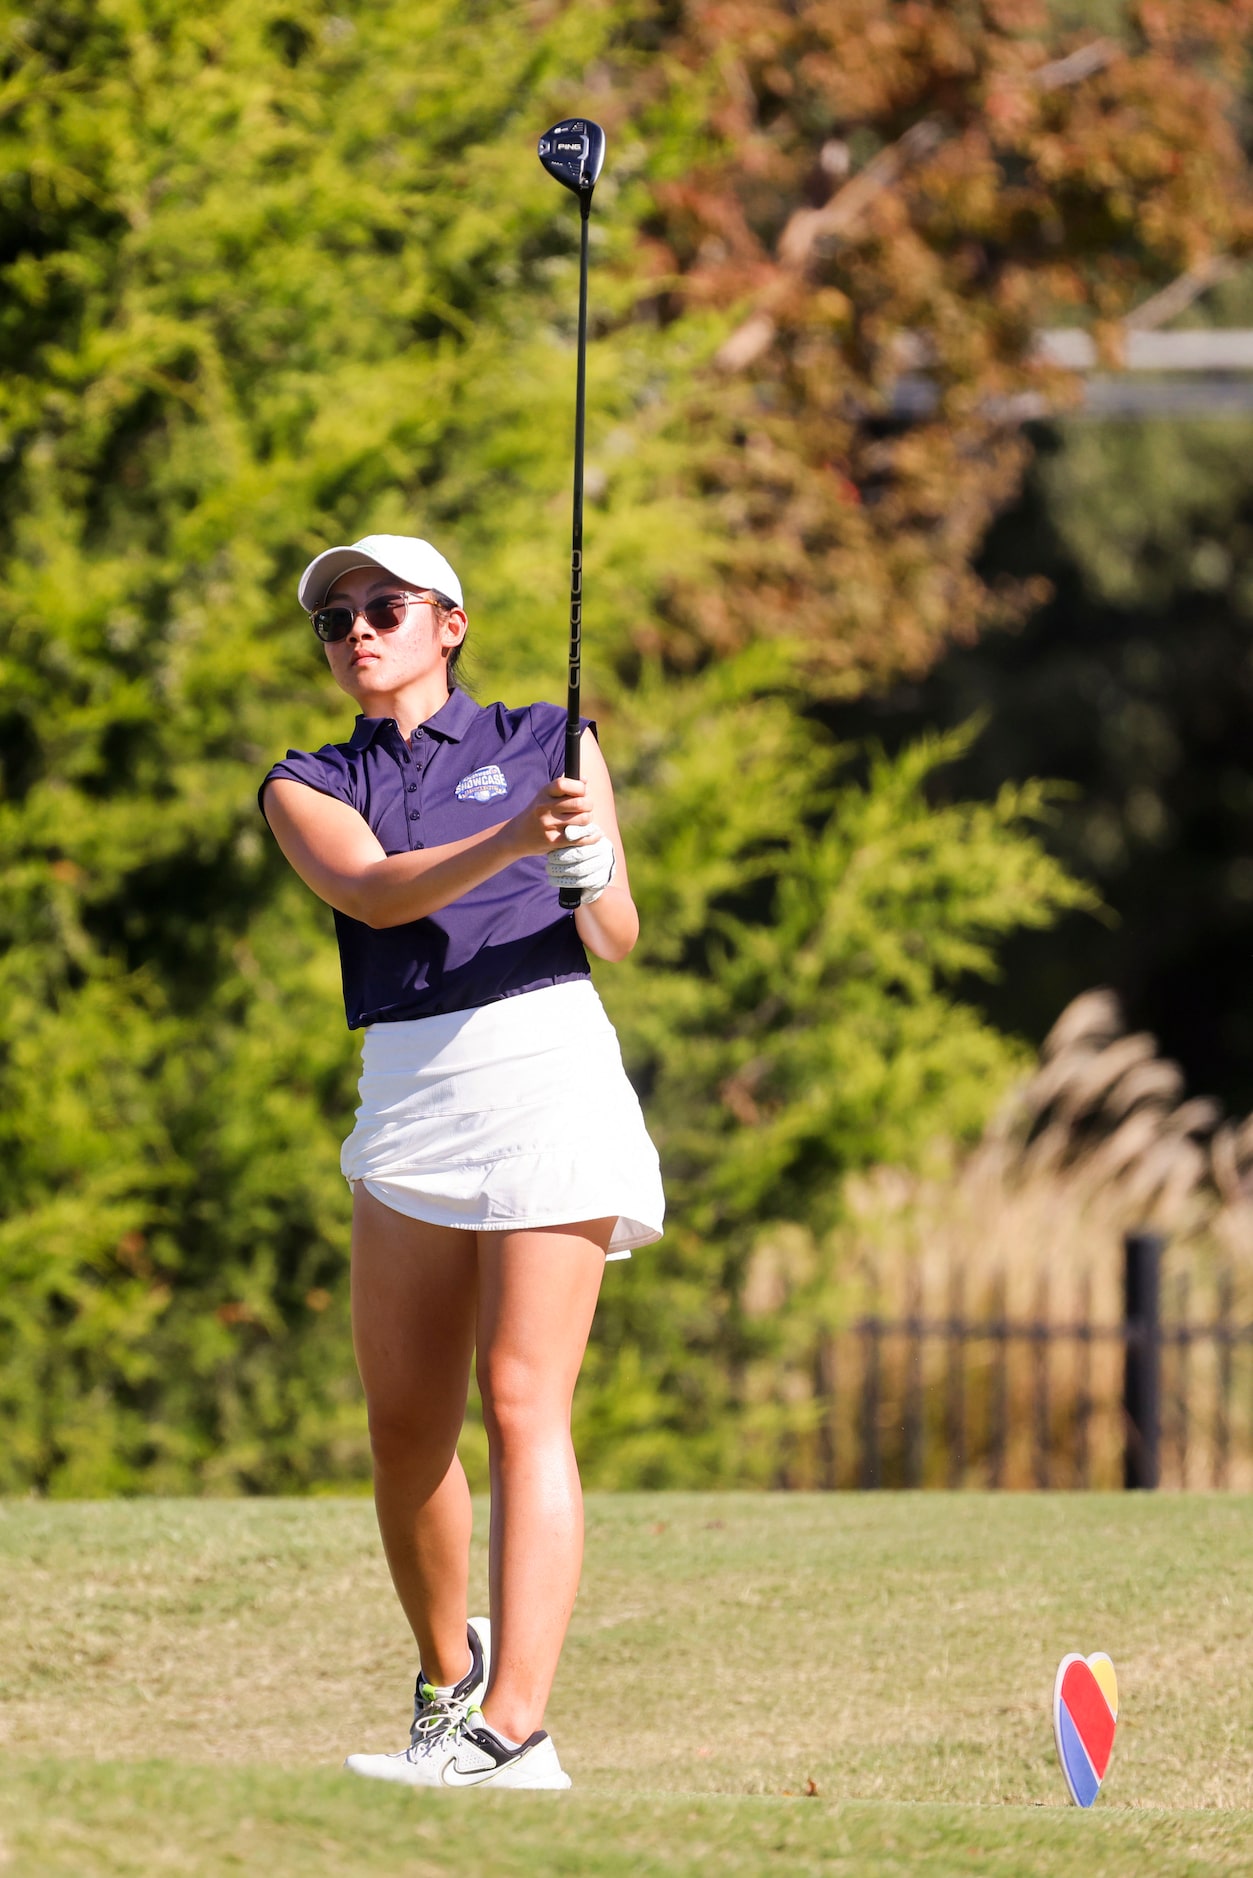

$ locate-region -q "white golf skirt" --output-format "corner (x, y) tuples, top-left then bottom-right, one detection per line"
(341, 979), (664, 1259)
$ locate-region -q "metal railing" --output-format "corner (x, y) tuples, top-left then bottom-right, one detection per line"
(802, 1233), (1253, 1490)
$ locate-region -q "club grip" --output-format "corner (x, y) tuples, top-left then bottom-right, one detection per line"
(559, 722), (581, 910)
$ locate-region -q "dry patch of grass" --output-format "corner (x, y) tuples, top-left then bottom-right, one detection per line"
(1, 1494), (1252, 1874)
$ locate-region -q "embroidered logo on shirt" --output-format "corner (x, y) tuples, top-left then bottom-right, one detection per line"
(454, 764), (509, 804)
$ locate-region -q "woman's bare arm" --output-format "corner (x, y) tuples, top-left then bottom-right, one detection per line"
(261, 774), (593, 929)
(262, 729), (641, 950)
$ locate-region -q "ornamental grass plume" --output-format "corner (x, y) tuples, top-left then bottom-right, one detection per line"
(842, 988), (1251, 1322)
(742, 992), (1253, 1489)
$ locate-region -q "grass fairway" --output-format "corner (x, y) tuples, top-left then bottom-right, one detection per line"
(1, 1495), (1251, 1875)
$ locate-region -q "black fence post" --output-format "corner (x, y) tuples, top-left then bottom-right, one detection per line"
(946, 1266), (966, 1489)
(1124, 1230), (1163, 1489)
(1216, 1265), (1234, 1490)
(813, 1338), (838, 1491)
(903, 1264), (924, 1489)
(859, 1317), (883, 1490)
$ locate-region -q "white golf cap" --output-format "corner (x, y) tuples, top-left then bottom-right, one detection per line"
(297, 534), (463, 612)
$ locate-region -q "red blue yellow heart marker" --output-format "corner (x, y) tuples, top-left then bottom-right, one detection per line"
(1052, 1652), (1118, 1807)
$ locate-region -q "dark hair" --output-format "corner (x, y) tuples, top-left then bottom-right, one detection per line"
(429, 589), (472, 694)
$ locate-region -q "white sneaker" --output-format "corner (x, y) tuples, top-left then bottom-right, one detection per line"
(345, 1616), (491, 1786)
(434, 1719), (572, 1790)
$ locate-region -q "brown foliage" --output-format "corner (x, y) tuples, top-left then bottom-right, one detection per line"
(632, 0), (1253, 693)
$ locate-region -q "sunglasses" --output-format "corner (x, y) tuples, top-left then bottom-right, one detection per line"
(310, 589), (438, 643)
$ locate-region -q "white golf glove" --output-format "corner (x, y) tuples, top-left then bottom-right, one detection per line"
(546, 822), (617, 904)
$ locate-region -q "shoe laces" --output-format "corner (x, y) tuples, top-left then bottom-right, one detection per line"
(409, 1686), (480, 1755)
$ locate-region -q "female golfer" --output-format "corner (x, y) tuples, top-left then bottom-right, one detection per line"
(260, 533), (663, 1791)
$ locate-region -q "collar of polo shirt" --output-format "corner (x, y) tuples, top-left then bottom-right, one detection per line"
(348, 689), (479, 749)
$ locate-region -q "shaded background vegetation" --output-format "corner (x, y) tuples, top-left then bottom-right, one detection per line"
(2, 0), (1252, 1493)
(840, 394), (1253, 1113)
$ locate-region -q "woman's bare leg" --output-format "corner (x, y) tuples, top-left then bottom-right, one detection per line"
(474, 1219), (611, 1742)
(350, 1184), (478, 1686)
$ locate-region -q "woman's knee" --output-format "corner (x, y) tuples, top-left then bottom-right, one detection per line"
(478, 1355), (569, 1451)
(366, 1399), (461, 1480)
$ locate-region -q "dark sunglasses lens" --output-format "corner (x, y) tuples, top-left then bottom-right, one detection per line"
(312, 607), (353, 642)
(361, 596), (410, 631)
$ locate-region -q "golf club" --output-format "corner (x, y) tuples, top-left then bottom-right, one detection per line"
(537, 118), (606, 908)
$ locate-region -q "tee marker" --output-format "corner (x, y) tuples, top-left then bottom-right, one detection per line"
(1052, 1651), (1118, 1807)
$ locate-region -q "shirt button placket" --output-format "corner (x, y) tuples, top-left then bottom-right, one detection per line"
(408, 729), (424, 849)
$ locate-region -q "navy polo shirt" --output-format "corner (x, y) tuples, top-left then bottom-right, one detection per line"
(259, 689), (593, 1029)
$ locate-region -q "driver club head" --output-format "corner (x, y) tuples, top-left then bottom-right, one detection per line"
(537, 119), (606, 202)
